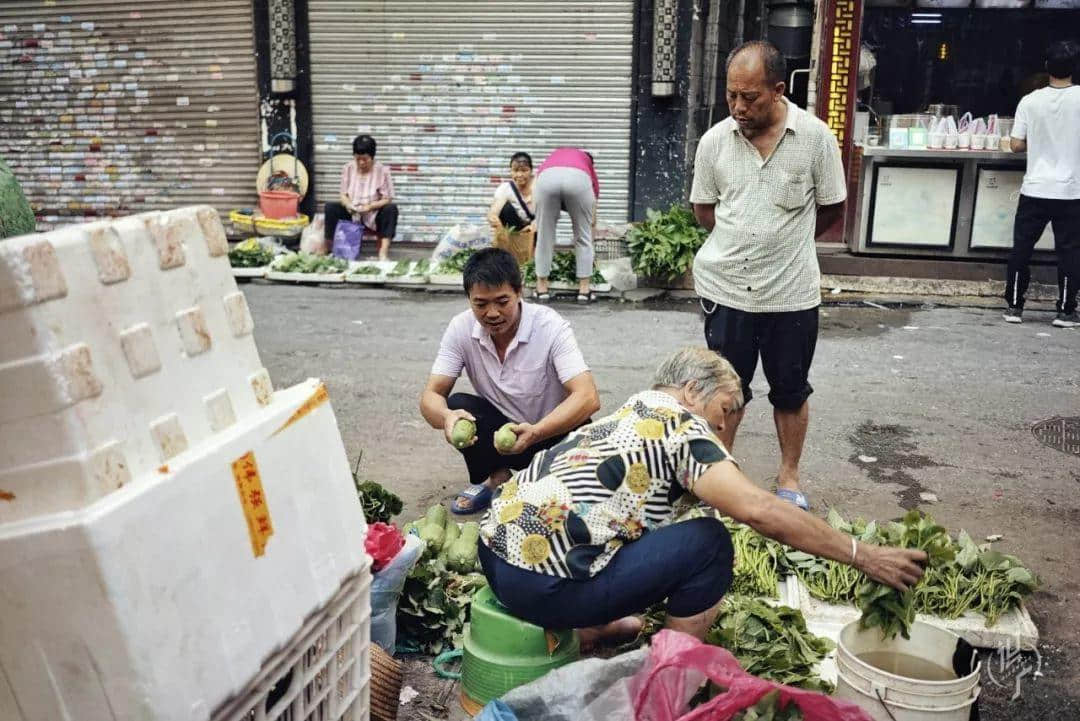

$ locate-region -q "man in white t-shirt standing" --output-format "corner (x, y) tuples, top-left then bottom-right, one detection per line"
(1005, 41), (1080, 328)
(690, 41), (847, 511)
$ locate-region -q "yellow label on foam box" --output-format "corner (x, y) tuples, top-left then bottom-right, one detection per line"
(271, 382), (329, 437)
(232, 451), (273, 557)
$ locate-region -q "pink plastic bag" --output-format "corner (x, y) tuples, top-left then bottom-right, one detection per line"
(630, 631), (873, 721)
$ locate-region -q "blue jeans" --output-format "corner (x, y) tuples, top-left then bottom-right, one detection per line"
(478, 517), (734, 629)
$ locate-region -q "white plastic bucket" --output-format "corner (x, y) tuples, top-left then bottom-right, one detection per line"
(834, 621), (981, 721)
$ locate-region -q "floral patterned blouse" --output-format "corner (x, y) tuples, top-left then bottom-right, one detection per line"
(479, 390), (733, 579)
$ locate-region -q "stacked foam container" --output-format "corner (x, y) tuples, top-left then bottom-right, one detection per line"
(0, 207), (371, 721)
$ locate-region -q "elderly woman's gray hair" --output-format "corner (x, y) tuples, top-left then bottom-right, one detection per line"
(652, 347), (744, 409)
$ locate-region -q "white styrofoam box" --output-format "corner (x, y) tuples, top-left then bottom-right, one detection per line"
(212, 567), (372, 721)
(232, 266), (269, 279)
(0, 379), (370, 721)
(0, 206), (275, 523)
(794, 577), (1039, 651)
(266, 270), (348, 284)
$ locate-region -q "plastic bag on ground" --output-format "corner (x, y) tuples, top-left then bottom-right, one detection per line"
(299, 213), (327, 255)
(493, 631), (873, 721)
(370, 534), (423, 653)
(332, 220), (363, 260)
(431, 223), (492, 263)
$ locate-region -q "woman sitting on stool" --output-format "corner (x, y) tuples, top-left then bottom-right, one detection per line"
(324, 134), (397, 260)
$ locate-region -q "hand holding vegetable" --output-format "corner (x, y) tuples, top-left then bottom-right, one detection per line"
(497, 422), (541, 455)
(854, 543), (927, 593)
(443, 409), (477, 448)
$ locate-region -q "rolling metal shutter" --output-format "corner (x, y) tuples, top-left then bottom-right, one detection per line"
(0, 1), (259, 231)
(308, 0), (633, 243)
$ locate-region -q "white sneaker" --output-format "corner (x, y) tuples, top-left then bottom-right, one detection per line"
(1052, 312), (1080, 328)
(1003, 307), (1023, 324)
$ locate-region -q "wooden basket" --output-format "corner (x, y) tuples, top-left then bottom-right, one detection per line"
(493, 226), (534, 264)
(370, 644), (404, 721)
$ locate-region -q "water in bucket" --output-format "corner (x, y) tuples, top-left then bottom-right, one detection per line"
(855, 651), (957, 682)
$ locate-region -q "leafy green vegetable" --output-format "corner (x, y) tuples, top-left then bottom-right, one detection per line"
(410, 258), (431, 277)
(727, 518), (784, 599)
(387, 259), (411, 277)
(857, 510), (955, 640)
(272, 252), (347, 274)
(350, 264), (382, 275)
(353, 480), (402, 524)
(435, 248), (476, 274)
(731, 689), (804, 720)
(396, 556), (488, 654)
(707, 596), (835, 693)
(626, 204), (708, 281)
(521, 252), (604, 285)
(228, 238), (274, 268)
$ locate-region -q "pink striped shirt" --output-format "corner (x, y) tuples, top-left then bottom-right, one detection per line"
(340, 161), (395, 230)
(537, 147), (600, 199)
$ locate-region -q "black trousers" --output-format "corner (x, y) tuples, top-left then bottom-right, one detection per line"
(1005, 194), (1080, 314)
(323, 201), (399, 242)
(497, 201), (530, 232)
(448, 393), (573, 485)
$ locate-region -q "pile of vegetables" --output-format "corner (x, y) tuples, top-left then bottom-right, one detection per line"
(387, 260), (411, 277)
(351, 264), (382, 276)
(522, 253), (605, 285)
(626, 204), (708, 281)
(397, 505), (488, 653)
(787, 509), (1038, 639)
(271, 252), (347, 274)
(434, 248), (476, 275)
(228, 238), (274, 268)
(727, 518), (785, 599)
(707, 596), (835, 693)
(409, 258), (431, 277)
(353, 479), (403, 525)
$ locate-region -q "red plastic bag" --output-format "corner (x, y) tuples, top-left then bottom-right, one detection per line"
(365, 522), (405, 572)
(630, 630), (873, 721)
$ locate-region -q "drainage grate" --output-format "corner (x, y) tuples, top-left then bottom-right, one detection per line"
(1032, 417), (1080, 457)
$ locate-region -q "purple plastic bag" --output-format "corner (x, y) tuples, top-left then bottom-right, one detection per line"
(332, 220), (363, 260)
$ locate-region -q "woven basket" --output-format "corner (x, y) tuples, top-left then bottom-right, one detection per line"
(370, 644), (403, 721)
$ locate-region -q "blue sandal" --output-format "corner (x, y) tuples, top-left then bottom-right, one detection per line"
(451, 484), (494, 515)
(776, 488), (810, 511)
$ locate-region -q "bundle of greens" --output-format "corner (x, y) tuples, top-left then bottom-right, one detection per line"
(228, 238), (274, 268)
(521, 253), (605, 285)
(409, 258), (431, 277)
(271, 252), (347, 274)
(730, 690), (804, 721)
(435, 248), (477, 275)
(707, 596), (835, 693)
(387, 259), (411, 277)
(626, 205), (708, 281)
(784, 509), (874, 605)
(350, 264), (382, 275)
(353, 480), (403, 525)
(856, 510), (955, 640)
(726, 518), (785, 599)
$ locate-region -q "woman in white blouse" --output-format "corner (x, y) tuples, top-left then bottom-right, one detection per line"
(486, 152), (536, 233)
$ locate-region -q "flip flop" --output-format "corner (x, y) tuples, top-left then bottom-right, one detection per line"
(451, 484), (494, 515)
(576, 291), (596, 304)
(534, 291), (551, 302)
(776, 488), (810, 511)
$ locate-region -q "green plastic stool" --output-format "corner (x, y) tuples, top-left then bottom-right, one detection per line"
(456, 585), (580, 713)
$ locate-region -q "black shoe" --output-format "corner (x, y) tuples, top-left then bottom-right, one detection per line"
(1003, 307), (1023, 324)
(1052, 311), (1080, 328)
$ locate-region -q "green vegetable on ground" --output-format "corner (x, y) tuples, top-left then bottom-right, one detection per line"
(272, 252), (347, 274)
(353, 479), (403, 525)
(435, 248), (477, 274)
(521, 252), (605, 285)
(451, 419), (477, 448)
(446, 522), (481, 574)
(387, 259), (411, 276)
(228, 238), (275, 268)
(410, 258), (431, 276)
(351, 264), (382, 275)
(494, 423), (518, 452)
(627, 204), (708, 281)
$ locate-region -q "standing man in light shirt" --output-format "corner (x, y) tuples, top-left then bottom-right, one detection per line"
(1004, 40), (1080, 328)
(420, 248), (601, 515)
(323, 134), (398, 261)
(690, 40), (847, 511)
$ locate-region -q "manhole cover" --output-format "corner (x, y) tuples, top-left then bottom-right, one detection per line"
(1032, 417), (1080, 457)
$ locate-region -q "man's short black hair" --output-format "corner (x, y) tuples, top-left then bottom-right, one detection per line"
(463, 248), (522, 295)
(510, 151), (533, 168)
(1046, 41), (1078, 80)
(727, 40), (787, 87)
(352, 134), (377, 157)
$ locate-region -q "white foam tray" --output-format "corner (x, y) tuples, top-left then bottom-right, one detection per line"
(793, 576), (1039, 651)
(344, 260), (396, 284)
(266, 270), (347, 283)
(0, 378), (369, 721)
(427, 272), (464, 287)
(231, 266), (268, 278)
